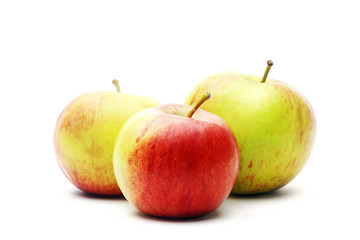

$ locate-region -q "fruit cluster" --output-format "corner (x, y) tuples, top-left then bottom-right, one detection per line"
(54, 61), (316, 219)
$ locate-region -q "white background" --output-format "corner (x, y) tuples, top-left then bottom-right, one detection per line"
(1, 0), (359, 239)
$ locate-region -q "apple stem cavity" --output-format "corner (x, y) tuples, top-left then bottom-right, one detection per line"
(260, 60), (274, 83)
(186, 92), (211, 118)
(112, 79), (121, 92)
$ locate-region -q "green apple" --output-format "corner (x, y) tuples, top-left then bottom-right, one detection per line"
(185, 61), (316, 195)
(54, 80), (161, 196)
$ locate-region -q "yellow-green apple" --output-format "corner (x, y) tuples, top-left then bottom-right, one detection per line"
(113, 93), (239, 218)
(54, 80), (161, 196)
(185, 61), (316, 195)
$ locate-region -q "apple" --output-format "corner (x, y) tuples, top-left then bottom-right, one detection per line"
(113, 93), (239, 218)
(54, 80), (161, 196)
(185, 61), (316, 195)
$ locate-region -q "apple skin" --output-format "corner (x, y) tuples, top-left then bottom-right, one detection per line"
(185, 72), (316, 195)
(54, 91), (161, 196)
(113, 104), (239, 218)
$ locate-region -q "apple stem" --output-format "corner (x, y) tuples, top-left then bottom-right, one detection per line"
(112, 79), (121, 92)
(260, 60), (274, 83)
(186, 92), (211, 118)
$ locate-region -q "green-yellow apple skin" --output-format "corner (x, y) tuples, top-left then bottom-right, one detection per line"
(54, 91), (161, 196)
(185, 72), (316, 195)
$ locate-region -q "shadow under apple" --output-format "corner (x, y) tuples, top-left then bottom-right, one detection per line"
(71, 190), (126, 201)
(133, 208), (222, 223)
(229, 186), (300, 200)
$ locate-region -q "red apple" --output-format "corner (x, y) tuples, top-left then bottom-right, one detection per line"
(113, 93), (239, 218)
